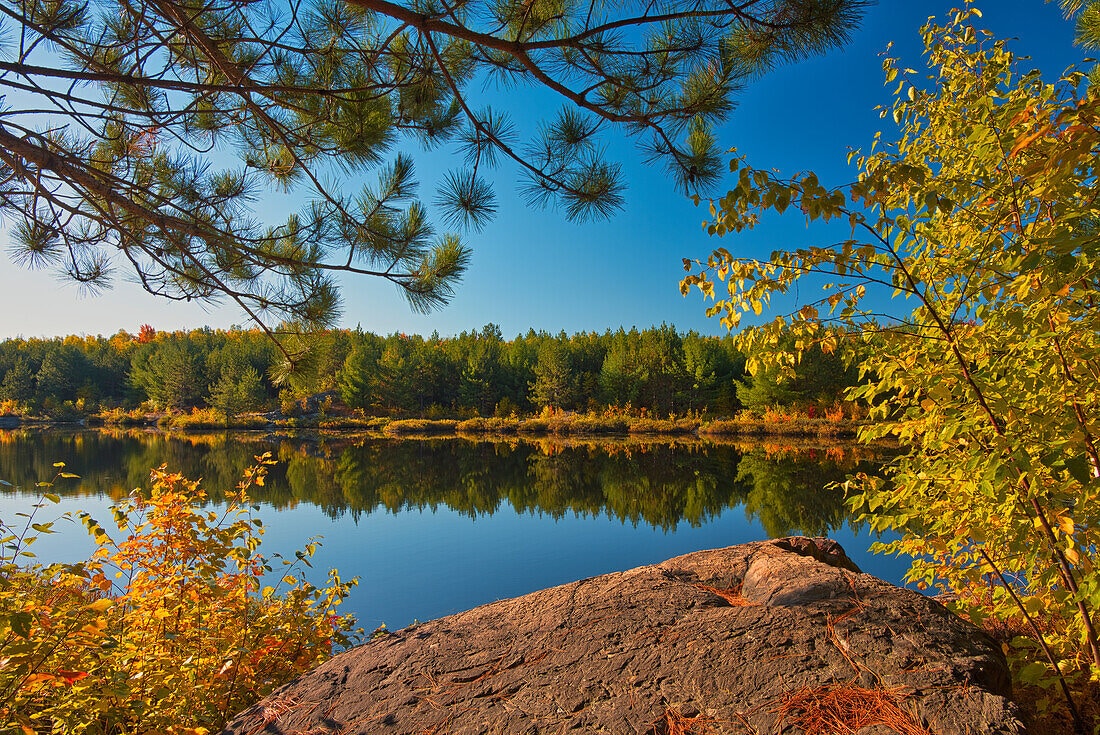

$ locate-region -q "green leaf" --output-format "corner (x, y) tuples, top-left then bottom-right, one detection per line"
(1065, 455), (1092, 485)
(9, 611), (33, 638)
(1016, 661), (1048, 685)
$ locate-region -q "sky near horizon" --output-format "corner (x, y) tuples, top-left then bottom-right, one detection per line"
(0, 1), (1083, 341)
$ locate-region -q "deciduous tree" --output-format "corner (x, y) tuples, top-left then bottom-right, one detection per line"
(684, 8), (1100, 725)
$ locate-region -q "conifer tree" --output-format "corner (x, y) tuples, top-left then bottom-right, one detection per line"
(0, 0), (865, 339)
(1061, 0), (1100, 49)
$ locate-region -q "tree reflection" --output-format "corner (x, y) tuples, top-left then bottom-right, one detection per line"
(0, 431), (887, 534)
(736, 444), (882, 537)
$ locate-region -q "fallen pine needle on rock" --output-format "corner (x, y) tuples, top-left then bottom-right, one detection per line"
(774, 684), (932, 735)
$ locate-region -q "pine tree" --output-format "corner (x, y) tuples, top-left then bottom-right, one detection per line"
(1061, 0), (1100, 48)
(0, 0), (865, 339)
(0, 356), (34, 404)
(530, 340), (573, 410)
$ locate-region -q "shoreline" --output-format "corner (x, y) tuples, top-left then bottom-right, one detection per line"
(0, 411), (866, 440)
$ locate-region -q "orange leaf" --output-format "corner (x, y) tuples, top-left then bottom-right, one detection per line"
(1009, 125), (1050, 158)
(1007, 105), (1033, 128)
(22, 673), (57, 687)
(56, 669), (89, 685)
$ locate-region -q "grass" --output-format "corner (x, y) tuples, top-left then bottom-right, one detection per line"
(12, 397), (867, 440)
(456, 417), (520, 434)
(89, 407), (155, 426)
(382, 418), (458, 435)
(627, 417), (698, 435)
(525, 414), (631, 435)
(157, 408), (270, 430)
(697, 416), (857, 439)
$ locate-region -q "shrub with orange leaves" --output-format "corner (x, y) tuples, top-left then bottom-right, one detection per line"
(1, 456), (359, 734)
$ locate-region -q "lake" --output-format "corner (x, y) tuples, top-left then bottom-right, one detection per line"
(0, 429), (910, 631)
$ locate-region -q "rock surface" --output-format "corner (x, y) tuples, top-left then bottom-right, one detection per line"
(222, 538), (1022, 734)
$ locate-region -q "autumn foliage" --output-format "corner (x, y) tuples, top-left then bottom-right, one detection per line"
(685, 7), (1100, 729)
(0, 457), (358, 734)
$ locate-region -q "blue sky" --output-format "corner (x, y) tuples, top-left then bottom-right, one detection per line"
(0, 1), (1082, 340)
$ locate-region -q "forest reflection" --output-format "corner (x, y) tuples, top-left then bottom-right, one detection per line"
(0, 430), (889, 538)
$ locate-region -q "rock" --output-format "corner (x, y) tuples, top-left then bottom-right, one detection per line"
(221, 538), (1022, 735)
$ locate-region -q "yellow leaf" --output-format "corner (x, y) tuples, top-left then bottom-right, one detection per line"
(1059, 515), (1075, 537)
(85, 598), (114, 613)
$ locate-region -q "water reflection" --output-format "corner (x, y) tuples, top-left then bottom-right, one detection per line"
(0, 429), (887, 538)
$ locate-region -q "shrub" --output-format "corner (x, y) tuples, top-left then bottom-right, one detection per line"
(564, 415), (628, 434)
(92, 407), (152, 427)
(0, 458), (358, 734)
(696, 419), (745, 436)
(516, 417), (550, 434)
(0, 399), (27, 416)
(39, 399), (85, 423)
(382, 419), (457, 435)
(168, 407), (226, 429)
(456, 417), (520, 434)
(627, 417), (698, 435)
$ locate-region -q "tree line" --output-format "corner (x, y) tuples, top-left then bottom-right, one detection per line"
(0, 324), (857, 419)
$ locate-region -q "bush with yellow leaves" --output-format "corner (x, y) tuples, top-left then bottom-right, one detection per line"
(1, 455), (359, 734)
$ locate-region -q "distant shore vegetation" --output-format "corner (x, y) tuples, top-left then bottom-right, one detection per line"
(0, 324), (864, 436)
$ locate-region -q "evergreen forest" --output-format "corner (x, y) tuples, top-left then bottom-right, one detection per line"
(0, 324), (858, 422)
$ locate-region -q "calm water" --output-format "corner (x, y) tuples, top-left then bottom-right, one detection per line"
(0, 429), (909, 631)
